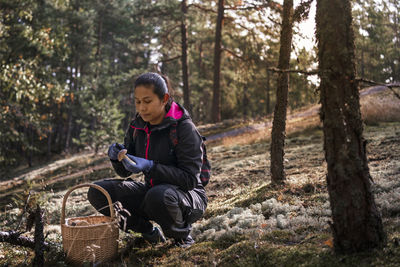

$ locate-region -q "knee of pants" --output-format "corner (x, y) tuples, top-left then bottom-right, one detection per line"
(87, 182), (111, 216)
(143, 185), (181, 224)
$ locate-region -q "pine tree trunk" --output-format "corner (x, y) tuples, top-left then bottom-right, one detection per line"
(64, 99), (73, 153)
(94, 8), (103, 89)
(181, 0), (191, 115)
(266, 69), (271, 114)
(316, 0), (386, 253)
(270, 0), (293, 184)
(243, 84), (249, 118)
(212, 0), (224, 123)
(47, 128), (51, 159)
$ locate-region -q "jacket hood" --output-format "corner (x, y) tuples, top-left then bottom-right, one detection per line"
(133, 102), (190, 130)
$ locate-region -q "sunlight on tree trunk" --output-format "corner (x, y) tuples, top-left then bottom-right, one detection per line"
(316, 0), (386, 253)
(212, 0), (224, 123)
(270, 0), (294, 184)
(181, 0), (191, 115)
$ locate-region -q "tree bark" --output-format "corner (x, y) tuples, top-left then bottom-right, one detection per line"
(316, 0), (386, 253)
(94, 7), (103, 90)
(270, 0), (293, 184)
(266, 69), (271, 114)
(33, 205), (45, 266)
(181, 0), (191, 115)
(243, 84), (249, 118)
(212, 0), (224, 123)
(0, 231), (49, 250)
(46, 127), (52, 159)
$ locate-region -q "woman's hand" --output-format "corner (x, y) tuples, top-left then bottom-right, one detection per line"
(108, 143), (124, 161)
(122, 154), (154, 174)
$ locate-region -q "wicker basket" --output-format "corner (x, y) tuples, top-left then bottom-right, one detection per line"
(61, 183), (119, 265)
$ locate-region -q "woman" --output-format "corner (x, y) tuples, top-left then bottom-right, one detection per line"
(88, 72), (207, 248)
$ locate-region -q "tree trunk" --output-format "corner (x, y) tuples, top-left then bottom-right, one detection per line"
(47, 127), (51, 159)
(266, 69), (271, 114)
(94, 8), (103, 90)
(33, 205), (45, 266)
(316, 0), (386, 253)
(270, 0), (293, 184)
(181, 0), (191, 115)
(243, 84), (249, 118)
(64, 98), (73, 153)
(212, 0), (224, 123)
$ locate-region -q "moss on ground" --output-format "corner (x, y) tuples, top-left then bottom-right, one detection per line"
(1, 121), (399, 266)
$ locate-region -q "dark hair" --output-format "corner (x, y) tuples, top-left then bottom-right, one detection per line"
(134, 72), (173, 106)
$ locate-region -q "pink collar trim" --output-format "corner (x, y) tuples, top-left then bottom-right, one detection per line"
(165, 102), (183, 120)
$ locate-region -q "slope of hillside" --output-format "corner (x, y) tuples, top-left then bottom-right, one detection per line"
(0, 88), (399, 266)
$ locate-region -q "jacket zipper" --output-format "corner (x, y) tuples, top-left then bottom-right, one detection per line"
(145, 127), (154, 187)
(145, 127), (151, 159)
(131, 124), (153, 186)
(131, 125), (151, 159)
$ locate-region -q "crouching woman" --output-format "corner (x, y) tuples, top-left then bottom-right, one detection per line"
(87, 72), (207, 247)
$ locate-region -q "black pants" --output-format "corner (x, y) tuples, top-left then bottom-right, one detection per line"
(87, 179), (206, 239)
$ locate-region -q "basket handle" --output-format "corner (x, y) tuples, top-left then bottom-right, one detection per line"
(61, 183), (116, 225)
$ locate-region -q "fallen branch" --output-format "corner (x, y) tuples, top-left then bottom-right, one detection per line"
(0, 231), (50, 251)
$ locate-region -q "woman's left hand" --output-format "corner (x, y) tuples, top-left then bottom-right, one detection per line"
(122, 154), (154, 174)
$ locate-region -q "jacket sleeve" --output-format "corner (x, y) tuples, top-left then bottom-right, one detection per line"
(147, 120), (203, 192)
(110, 123), (134, 177)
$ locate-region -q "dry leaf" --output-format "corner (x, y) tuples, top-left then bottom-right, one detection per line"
(324, 238), (334, 248)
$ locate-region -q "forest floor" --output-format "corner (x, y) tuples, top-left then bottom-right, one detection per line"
(0, 87), (400, 266)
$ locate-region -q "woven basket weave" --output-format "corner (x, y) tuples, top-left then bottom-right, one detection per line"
(61, 183), (119, 264)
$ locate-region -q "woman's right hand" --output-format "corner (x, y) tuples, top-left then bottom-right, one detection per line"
(108, 143), (124, 161)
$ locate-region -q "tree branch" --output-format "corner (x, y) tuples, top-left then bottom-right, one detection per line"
(188, 3), (216, 13)
(267, 67), (319, 75)
(225, 1), (282, 12)
(357, 78), (400, 99)
(159, 55), (181, 63)
(16, 191), (31, 232)
(222, 47), (246, 61)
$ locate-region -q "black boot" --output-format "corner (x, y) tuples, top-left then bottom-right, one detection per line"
(175, 235), (195, 248)
(142, 227), (166, 245)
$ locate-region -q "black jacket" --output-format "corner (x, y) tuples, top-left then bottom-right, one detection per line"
(111, 102), (206, 197)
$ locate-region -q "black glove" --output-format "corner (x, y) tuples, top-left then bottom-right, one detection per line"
(107, 143), (125, 161)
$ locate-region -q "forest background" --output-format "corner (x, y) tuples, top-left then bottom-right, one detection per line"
(0, 0), (399, 177)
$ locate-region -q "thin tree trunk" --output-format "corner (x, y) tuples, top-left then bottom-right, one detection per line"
(212, 0), (224, 123)
(47, 127), (51, 158)
(94, 9), (103, 90)
(266, 69), (271, 114)
(243, 84), (249, 118)
(64, 98), (73, 153)
(199, 42), (204, 73)
(270, 0), (293, 184)
(181, 0), (191, 114)
(316, 0), (385, 253)
(64, 56), (75, 153)
(33, 205), (45, 266)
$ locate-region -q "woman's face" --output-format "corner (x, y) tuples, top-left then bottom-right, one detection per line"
(134, 85), (168, 125)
